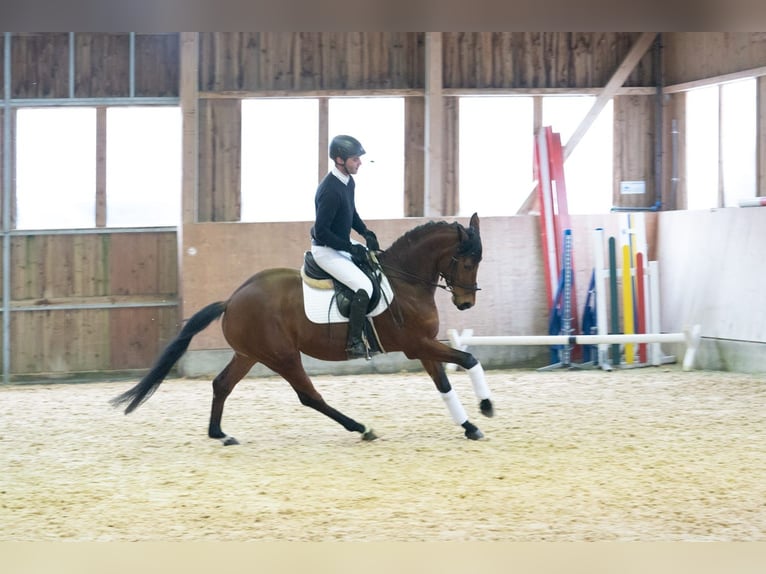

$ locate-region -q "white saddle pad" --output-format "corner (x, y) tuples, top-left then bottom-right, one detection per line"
(302, 274), (394, 324)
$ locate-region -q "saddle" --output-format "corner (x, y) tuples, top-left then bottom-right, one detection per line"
(301, 251), (383, 318)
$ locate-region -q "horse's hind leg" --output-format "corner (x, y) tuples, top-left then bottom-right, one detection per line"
(271, 356), (377, 441)
(209, 353), (256, 445)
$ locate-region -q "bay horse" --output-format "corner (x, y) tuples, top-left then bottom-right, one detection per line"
(111, 213), (494, 444)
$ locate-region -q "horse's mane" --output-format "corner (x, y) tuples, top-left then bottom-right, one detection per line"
(387, 220), (482, 258)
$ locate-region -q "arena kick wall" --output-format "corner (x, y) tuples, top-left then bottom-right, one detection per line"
(178, 208), (766, 377)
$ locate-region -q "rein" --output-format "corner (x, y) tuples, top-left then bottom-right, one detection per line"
(377, 253), (481, 294)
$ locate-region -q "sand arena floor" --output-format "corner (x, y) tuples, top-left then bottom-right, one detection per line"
(1, 366), (764, 541)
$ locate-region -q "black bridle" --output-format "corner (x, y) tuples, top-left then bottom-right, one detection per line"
(375, 252), (481, 294)
(441, 255), (481, 293)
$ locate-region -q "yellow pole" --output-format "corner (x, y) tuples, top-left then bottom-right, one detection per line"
(622, 244), (635, 363)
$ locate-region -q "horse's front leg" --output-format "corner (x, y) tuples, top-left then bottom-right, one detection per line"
(421, 359), (485, 440)
(416, 339), (494, 418)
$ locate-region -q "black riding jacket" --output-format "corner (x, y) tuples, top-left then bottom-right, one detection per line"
(310, 171), (368, 252)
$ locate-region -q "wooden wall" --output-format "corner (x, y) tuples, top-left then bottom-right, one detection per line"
(613, 94), (659, 209)
(663, 33), (766, 85)
(442, 32), (654, 89)
(9, 33), (179, 98)
(198, 32), (425, 92)
(5, 232), (178, 378)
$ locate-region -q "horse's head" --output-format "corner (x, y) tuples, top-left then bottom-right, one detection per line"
(382, 213), (484, 311)
(444, 212), (482, 310)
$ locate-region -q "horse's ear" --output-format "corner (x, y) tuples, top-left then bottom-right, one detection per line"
(469, 212), (480, 233)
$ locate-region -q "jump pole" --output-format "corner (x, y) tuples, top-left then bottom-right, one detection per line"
(446, 326), (701, 372)
(592, 228), (610, 369)
(621, 243), (635, 364)
(608, 237), (620, 365)
(738, 197), (766, 207)
(635, 252), (648, 363)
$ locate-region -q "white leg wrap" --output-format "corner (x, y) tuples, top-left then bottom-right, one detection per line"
(468, 363), (492, 401)
(440, 389), (468, 425)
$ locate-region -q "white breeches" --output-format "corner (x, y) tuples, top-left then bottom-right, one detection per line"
(311, 243), (373, 297)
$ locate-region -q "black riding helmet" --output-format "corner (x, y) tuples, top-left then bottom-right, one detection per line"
(329, 135), (366, 161)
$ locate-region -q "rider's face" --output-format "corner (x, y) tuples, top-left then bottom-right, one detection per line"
(339, 155), (362, 175)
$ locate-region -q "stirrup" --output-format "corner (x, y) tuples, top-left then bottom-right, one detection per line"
(346, 340), (369, 360)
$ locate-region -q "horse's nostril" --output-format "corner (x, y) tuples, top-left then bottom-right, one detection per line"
(458, 302), (473, 310)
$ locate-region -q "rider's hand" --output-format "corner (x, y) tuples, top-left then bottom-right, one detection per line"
(349, 243), (368, 265)
(363, 229), (380, 252)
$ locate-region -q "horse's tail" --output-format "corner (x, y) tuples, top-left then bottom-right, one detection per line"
(110, 301), (227, 414)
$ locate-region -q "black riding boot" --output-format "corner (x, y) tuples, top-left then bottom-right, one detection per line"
(346, 289), (370, 360)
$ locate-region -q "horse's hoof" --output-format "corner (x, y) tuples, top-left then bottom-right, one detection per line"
(361, 427), (378, 441)
(465, 428), (484, 440)
(221, 436), (239, 446)
(480, 398), (494, 418)
(462, 420), (484, 440)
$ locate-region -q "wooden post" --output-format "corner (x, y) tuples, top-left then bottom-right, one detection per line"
(424, 32), (444, 217)
(95, 107), (107, 228)
(180, 32), (199, 226)
(318, 97), (328, 184)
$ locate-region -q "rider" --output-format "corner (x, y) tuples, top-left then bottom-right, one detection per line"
(310, 134), (380, 360)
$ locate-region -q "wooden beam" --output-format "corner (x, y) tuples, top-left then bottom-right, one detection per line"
(318, 97), (328, 184)
(516, 97), (544, 214)
(443, 87), (657, 96)
(180, 32), (199, 226)
(199, 89), (425, 99)
(663, 65), (766, 94)
(424, 32), (444, 217)
(95, 107), (107, 228)
(198, 87), (658, 100)
(563, 32), (658, 161)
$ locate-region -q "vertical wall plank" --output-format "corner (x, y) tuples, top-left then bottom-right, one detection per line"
(404, 97), (425, 217)
(197, 99), (241, 222)
(424, 32), (444, 217)
(95, 107), (107, 227)
(663, 92), (687, 209)
(11, 33), (69, 98)
(180, 32), (198, 226)
(134, 33), (179, 97)
(317, 97), (329, 183)
(74, 33), (130, 98)
(442, 97), (459, 215)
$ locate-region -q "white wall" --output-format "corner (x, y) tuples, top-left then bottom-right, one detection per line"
(657, 207), (766, 372)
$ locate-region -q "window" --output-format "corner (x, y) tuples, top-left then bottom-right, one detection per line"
(241, 97), (405, 222)
(16, 108), (97, 229)
(458, 95), (613, 217)
(328, 97), (405, 219)
(106, 107), (181, 227)
(721, 79), (756, 207)
(241, 99), (319, 222)
(686, 78), (756, 209)
(686, 86), (720, 210)
(458, 96), (534, 216)
(542, 96), (613, 214)
(15, 106), (181, 229)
